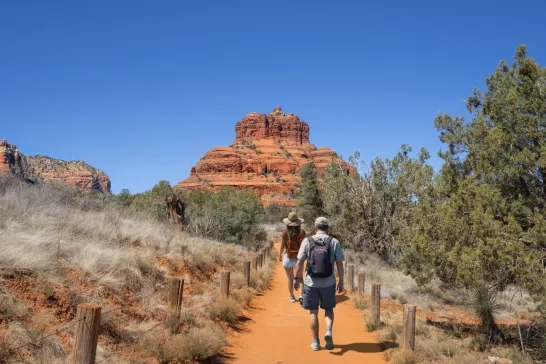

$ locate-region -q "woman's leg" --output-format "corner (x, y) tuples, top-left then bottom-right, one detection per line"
(284, 261), (295, 297)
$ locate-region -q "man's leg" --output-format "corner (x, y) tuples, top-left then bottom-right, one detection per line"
(325, 309), (334, 347)
(325, 309), (334, 332)
(310, 310), (319, 340)
(302, 285), (321, 350)
(319, 284), (337, 350)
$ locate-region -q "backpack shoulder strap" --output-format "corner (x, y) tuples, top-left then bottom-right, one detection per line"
(325, 236), (334, 256)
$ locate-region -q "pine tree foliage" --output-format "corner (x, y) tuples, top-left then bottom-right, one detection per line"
(295, 162), (323, 223)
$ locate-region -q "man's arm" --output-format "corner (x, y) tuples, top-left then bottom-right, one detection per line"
(294, 259), (304, 279)
(293, 259), (304, 290)
(334, 240), (345, 293)
(335, 260), (344, 293)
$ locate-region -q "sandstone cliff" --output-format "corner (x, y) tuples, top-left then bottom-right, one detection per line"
(175, 107), (351, 206)
(0, 139), (111, 192)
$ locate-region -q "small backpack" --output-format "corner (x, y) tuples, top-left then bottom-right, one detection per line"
(283, 229), (306, 255)
(306, 236), (334, 278)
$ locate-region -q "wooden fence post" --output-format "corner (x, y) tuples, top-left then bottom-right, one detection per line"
(402, 304), (417, 352)
(252, 256), (258, 271)
(167, 277), (183, 316)
(220, 271), (230, 299)
(371, 284), (381, 328)
(358, 273), (365, 296)
(347, 264), (355, 293)
(72, 304), (101, 364)
(257, 253), (262, 269)
(243, 261), (251, 287)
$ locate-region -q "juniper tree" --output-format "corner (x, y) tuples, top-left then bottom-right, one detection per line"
(295, 162), (323, 223)
(398, 45), (546, 320)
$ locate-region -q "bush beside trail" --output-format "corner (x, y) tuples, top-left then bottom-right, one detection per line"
(111, 180), (268, 251)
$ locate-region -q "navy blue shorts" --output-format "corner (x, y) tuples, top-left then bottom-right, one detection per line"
(302, 284), (336, 311)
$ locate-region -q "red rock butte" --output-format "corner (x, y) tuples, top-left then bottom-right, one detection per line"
(0, 139), (111, 192)
(174, 107), (352, 206)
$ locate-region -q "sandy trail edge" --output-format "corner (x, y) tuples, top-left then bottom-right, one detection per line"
(223, 242), (388, 364)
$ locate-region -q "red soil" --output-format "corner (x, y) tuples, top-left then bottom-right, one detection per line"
(223, 242), (387, 364)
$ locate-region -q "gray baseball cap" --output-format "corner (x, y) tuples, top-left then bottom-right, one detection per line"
(314, 217), (329, 227)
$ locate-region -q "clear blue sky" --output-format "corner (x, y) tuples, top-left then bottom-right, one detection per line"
(2, 0), (545, 194)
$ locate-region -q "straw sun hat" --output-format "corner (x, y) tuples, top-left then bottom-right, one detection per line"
(283, 212), (304, 227)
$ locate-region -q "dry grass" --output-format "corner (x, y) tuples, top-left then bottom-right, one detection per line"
(141, 323), (227, 363)
(343, 250), (457, 308)
(0, 178), (275, 363)
(0, 323), (67, 363)
(345, 248), (540, 363)
(343, 250), (539, 322)
(352, 293), (530, 363)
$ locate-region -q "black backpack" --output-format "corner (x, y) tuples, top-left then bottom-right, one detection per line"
(306, 236), (334, 278)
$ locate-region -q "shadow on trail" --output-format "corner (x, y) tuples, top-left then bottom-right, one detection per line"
(210, 352), (235, 364)
(335, 294), (350, 304)
(229, 315), (253, 334)
(329, 341), (399, 356)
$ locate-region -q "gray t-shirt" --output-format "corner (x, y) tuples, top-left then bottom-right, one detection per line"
(297, 232), (345, 288)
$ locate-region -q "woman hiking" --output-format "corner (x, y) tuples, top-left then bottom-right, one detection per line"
(279, 212), (306, 303)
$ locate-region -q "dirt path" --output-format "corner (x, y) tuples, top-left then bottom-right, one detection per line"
(224, 242), (387, 364)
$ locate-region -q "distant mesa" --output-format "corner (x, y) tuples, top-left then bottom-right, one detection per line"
(174, 107), (352, 206)
(0, 139), (111, 192)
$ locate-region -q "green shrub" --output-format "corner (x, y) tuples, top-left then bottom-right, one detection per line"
(264, 203), (292, 224)
(111, 182), (267, 248)
(185, 186), (266, 248)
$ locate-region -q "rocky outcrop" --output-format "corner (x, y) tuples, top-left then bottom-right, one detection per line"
(0, 139), (32, 180)
(26, 156), (111, 192)
(175, 107), (352, 206)
(0, 139), (111, 193)
(235, 106), (311, 145)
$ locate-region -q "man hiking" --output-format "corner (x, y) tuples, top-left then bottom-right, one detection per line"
(279, 212), (306, 303)
(293, 217), (345, 351)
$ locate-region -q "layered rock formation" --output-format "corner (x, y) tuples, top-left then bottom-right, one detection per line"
(175, 107), (351, 206)
(0, 139), (111, 192)
(0, 139), (32, 180)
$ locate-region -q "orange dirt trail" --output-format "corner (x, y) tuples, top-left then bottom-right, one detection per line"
(225, 242), (387, 364)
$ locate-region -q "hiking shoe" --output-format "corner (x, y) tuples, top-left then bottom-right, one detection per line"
(324, 332), (334, 350)
(311, 340), (321, 351)
(289, 295), (296, 303)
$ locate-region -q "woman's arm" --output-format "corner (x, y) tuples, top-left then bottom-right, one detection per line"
(279, 231), (286, 261)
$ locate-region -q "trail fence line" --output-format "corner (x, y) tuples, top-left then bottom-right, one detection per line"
(9, 242), (273, 364)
